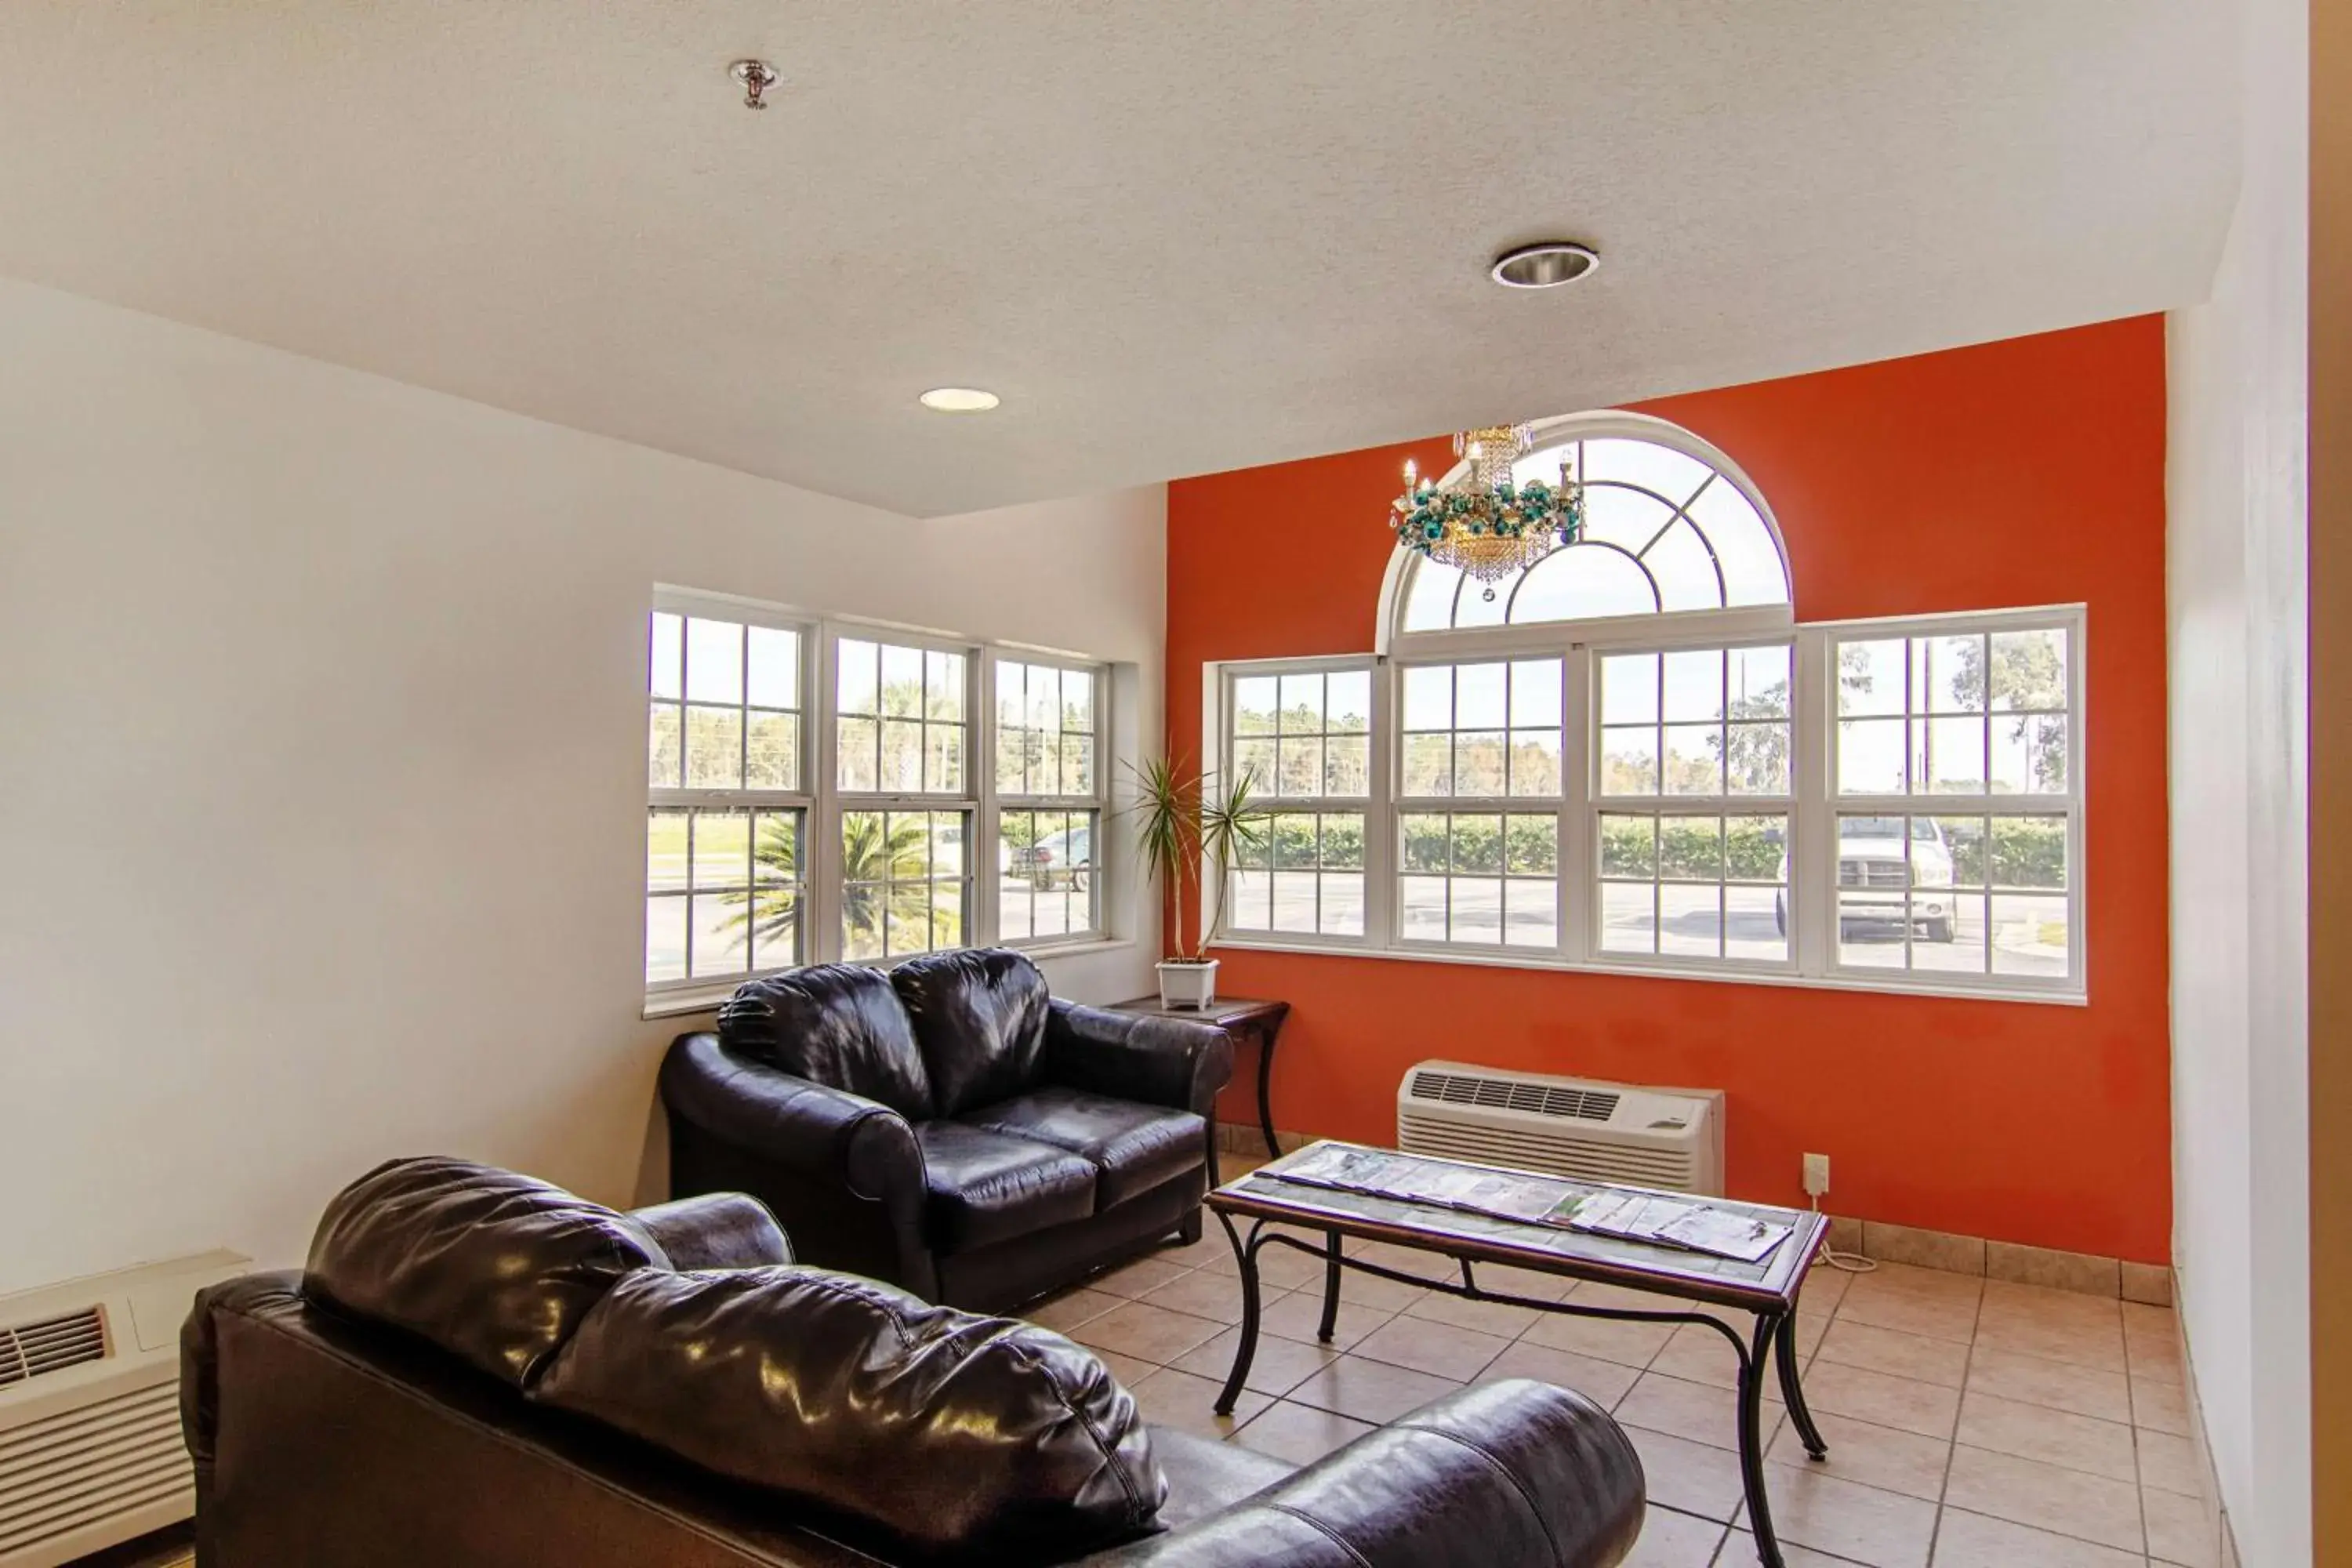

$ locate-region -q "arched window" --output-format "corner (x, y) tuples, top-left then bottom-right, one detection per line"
(1386, 413), (1791, 641)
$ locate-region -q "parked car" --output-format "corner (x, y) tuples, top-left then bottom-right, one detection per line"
(1008, 822), (1091, 891)
(1774, 816), (1958, 941)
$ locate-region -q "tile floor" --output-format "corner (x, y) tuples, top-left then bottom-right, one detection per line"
(1043, 1211), (2220, 1568)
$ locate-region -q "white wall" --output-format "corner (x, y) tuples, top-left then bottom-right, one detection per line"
(0, 277), (1166, 1295)
(2165, 0), (2310, 1556)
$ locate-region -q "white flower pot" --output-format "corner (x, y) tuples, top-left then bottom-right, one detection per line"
(1156, 958), (1219, 1011)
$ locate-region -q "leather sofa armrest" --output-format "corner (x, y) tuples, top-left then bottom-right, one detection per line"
(1074, 1381), (1646, 1567)
(628, 1192), (793, 1271)
(1041, 1000), (1234, 1117)
(659, 1033), (924, 1203)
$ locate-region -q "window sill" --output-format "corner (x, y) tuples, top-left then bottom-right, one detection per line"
(641, 938), (1139, 1022)
(1206, 936), (2087, 1007)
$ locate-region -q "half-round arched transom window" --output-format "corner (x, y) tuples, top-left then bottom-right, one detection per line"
(1392, 416), (1791, 637)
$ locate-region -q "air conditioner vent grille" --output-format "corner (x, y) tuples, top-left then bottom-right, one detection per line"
(1407, 1069), (1621, 1123)
(0, 1308), (106, 1388)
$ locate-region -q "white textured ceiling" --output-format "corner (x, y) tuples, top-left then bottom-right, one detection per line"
(0, 3), (2237, 516)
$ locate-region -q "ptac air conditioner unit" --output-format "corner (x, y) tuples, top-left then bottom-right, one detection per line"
(1396, 1061), (1724, 1196)
(0, 1250), (248, 1568)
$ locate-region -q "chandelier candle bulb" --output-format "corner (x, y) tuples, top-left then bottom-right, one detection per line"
(1388, 422), (1585, 600)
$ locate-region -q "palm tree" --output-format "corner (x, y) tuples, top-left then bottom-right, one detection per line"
(724, 811), (938, 960)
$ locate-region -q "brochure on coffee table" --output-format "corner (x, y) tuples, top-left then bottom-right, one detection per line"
(1265, 1144), (1791, 1264)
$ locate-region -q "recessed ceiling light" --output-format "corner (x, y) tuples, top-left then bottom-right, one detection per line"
(919, 387), (1001, 412)
(1489, 241), (1600, 290)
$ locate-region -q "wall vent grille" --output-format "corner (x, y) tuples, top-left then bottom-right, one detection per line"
(0, 1381), (187, 1560)
(0, 1310), (106, 1390)
(1406, 1070), (1621, 1122)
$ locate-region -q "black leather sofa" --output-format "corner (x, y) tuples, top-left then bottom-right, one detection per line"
(181, 1158), (1648, 1566)
(662, 949), (1234, 1311)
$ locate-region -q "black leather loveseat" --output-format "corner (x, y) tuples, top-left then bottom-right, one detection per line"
(662, 949), (1233, 1311)
(181, 1157), (1648, 1566)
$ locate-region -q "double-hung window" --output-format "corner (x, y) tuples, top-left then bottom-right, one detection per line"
(993, 656), (1107, 943)
(1207, 413), (2087, 1000)
(644, 590), (1109, 1002)
(1224, 662), (1372, 939)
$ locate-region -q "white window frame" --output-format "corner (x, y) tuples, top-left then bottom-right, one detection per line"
(1203, 414), (2088, 1005)
(990, 652), (1112, 949)
(646, 587), (1114, 1014)
(1213, 652), (1384, 947)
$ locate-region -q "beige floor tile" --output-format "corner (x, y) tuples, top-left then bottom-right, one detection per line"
(1973, 1312), (2128, 1374)
(1071, 1300), (1228, 1363)
(1766, 1410), (1951, 1502)
(1624, 1424), (1752, 1522)
(1931, 1507), (2147, 1566)
(1943, 1444), (2145, 1552)
(1479, 1338), (1645, 1410)
(1322, 1269), (1429, 1315)
(1466, 1260), (1577, 1301)
(1287, 1352), (1463, 1425)
(1520, 1299), (1678, 1368)
(1625, 1504), (1730, 1567)
(1815, 1319), (1971, 1389)
(1091, 1255), (1199, 1298)
(1127, 1366), (1272, 1440)
(1229, 1399), (1375, 1466)
(1170, 1326), (1338, 1398)
(1980, 1279), (2125, 1334)
(1403, 1287), (1548, 1338)
(1616, 1372), (1783, 1454)
(1751, 1465), (1940, 1567)
(2121, 1302), (2186, 1384)
(1647, 1320), (1757, 1392)
(1092, 1348), (1161, 1386)
(1853, 1261), (1987, 1304)
(1835, 1281), (1981, 1345)
(2135, 1428), (2203, 1497)
(1348, 1315), (1511, 1382)
(1138, 1269), (1256, 1323)
(2143, 1485), (2219, 1567)
(1715, 1528), (1878, 1566)
(1025, 1286), (1130, 1334)
(1196, 1238), (1330, 1289)
(1799, 1361), (1960, 1440)
(2131, 1374), (2191, 1436)
(1955, 1390), (2138, 1483)
(1257, 1288), (1394, 1349)
(1798, 1264), (1854, 1317)
(1964, 1344), (2132, 1424)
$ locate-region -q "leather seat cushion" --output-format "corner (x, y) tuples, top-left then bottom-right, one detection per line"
(960, 1088), (1208, 1211)
(303, 1156), (670, 1390)
(533, 1265), (1167, 1560)
(916, 1121), (1098, 1251)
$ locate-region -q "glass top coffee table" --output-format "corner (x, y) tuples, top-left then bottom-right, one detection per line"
(1206, 1141), (1830, 1568)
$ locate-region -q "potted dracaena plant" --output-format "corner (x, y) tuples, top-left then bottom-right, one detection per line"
(1127, 755), (1267, 1009)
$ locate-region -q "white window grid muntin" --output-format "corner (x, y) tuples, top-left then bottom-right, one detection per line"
(646, 590), (1114, 1000)
(1209, 604), (2085, 1000)
(1816, 606), (2085, 994)
(1214, 655), (1380, 948)
(1376, 410), (1795, 651)
(992, 653), (1112, 947)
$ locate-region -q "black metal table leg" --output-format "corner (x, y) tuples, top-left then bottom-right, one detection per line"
(1739, 1312), (1784, 1568)
(1776, 1308), (1827, 1459)
(1316, 1229), (1342, 1342)
(1253, 1023), (1280, 1158)
(1213, 1212), (1262, 1416)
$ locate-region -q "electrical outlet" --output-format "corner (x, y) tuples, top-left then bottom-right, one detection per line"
(1802, 1152), (1831, 1198)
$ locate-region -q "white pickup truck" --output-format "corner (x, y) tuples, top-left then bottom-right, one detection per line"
(1776, 815), (1958, 942)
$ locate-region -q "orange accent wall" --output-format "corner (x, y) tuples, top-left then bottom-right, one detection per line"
(1167, 317), (2172, 1262)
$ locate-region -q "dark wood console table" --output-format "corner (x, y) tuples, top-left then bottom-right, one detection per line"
(1106, 996), (1290, 1161)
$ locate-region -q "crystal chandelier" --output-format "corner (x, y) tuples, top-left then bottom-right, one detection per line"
(1389, 424), (1584, 599)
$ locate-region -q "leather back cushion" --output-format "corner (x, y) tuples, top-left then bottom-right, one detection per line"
(891, 948), (1053, 1117)
(534, 1265), (1166, 1560)
(303, 1156), (670, 1390)
(719, 964), (934, 1120)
